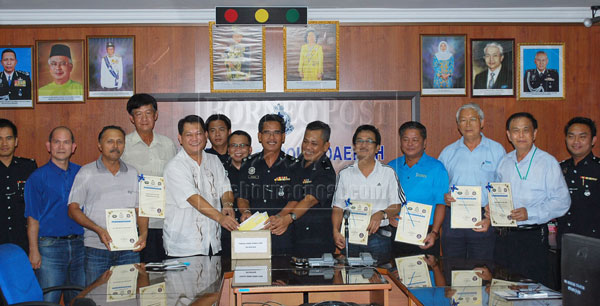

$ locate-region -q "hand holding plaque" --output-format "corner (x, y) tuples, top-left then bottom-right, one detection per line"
(340, 201), (372, 246)
(106, 208), (139, 251)
(395, 201), (432, 246)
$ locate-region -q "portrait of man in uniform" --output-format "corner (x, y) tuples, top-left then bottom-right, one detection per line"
(0, 47), (33, 108)
(36, 41), (84, 103)
(518, 44), (564, 100)
(87, 36), (135, 98)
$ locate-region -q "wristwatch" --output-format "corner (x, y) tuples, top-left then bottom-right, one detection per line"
(380, 210), (388, 220)
(289, 212), (297, 222)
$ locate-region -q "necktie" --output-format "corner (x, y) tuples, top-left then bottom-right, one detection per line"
(7, 75), (11, 85)
(487, 72), (495, 89)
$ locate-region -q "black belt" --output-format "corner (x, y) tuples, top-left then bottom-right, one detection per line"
(497, 224), (544, 234)
(42, 234), (81, 240)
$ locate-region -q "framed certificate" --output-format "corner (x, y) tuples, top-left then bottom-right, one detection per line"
(395, 201), (432, 246)
(451, 186), (482, 229)
(138, 175), (166, 218)
(106, 208), (138, 251)
(488, 182), (517, 227)
(341, 201), (372, 246)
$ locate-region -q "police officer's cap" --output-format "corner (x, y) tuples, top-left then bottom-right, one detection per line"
(106, 42), (115, 48)
(49, 44), (71, 59)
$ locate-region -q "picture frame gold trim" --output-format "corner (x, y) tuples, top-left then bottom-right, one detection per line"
(284, 20), (339, 92)
(209, 21), (266, 93)
(517, 42), (565, 100)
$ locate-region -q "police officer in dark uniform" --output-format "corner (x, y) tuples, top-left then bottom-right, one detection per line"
(205, 114), (232, 164)
(221, 130), (252, 257)
(238, 114), (299, 255)
(0, 49), (32, 100)
(289, 121), (336, 257)
(558, 117), (600, 244)
(0, 118), (37, 253)
(523, 50), (559, 92)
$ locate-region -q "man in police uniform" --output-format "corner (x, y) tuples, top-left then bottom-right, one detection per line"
(558, 117), (600, 243)
(100, 42), (123, 90)
(0, 118), (37, 253)
(287, 121), (336, 257)
(237, 114), (299, 255)
(0, 49), (32, 100)
(523, 51), (559, 92)
(205, 114), (232, 164)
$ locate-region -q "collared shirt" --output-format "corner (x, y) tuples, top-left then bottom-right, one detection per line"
(496, 145), (571, 225)
(388, 153), (448, 225)
(68, 157), (139, 250)
(205, 147), (230, 165)
(439, 134), (506, 206)
(558, 153), (600, 240)
(0, 156), (37, 251)
(292, 154), (336, 243)
(38, 80), (83, 96)
(163, 150), (231, 257)
(333, 160), (406, 214)
(122, 130), (177, 229)
(24, 161), (83, 237)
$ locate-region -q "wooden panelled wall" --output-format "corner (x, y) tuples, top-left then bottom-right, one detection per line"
(0, 24), (598, 166)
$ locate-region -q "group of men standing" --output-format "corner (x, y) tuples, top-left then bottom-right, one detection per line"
(0, 98), (596, 301)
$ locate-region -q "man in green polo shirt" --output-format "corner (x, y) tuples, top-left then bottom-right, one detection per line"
(38, 44), (83, 97)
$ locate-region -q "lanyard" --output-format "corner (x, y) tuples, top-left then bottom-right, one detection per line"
(515, 147), (537, 180)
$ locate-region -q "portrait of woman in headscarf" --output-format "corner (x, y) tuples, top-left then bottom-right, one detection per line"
(298, 28), (323, 81)
(433, 41), (454, 88)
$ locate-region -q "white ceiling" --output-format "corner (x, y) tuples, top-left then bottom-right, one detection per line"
(0, 1), (597, 25)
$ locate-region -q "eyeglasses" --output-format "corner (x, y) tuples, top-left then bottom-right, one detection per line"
(355, 139), (376, 145)
(261, 130), (283, 136)
(229, 143), (250, 148)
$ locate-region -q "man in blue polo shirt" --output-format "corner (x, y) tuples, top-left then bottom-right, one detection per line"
(438, 103), (506, 260)
(24, 126), (83, 304)
(389, 121), (448, 256)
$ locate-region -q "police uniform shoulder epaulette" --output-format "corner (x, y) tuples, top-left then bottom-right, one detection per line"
(14, 156), (36, 164)
(16, 70), (30, 77)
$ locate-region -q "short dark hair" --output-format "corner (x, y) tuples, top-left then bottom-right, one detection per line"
(48, 126), (75, 142)
(506, 112), (538, 130)
(399, 121), (427, 140)
(352, 124), (381, 146)
(1, 49), (16, 60)
(126, 93), (157, 115)
(228, 130), (252, 146)
(206, 114), (232, 131)
(98, 125), (125, 142)
(565, 117), (597, 137)
(306, 120), (331, 142)
(178, 115), (205, 135)
(0, 118), (17, 137)
(258, 114), (285, 133)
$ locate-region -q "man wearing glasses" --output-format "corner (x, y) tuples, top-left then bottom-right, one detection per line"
(163, 115), (237, 258)
(237, 114), (299, 255)
(332, 125), (405, 263)
(38, 44), (83, 97)
(388, 121), (448, 256)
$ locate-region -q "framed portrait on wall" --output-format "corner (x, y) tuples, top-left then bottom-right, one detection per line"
(87, 36), (135, 99)
(420, 35), (467, 96)
(0, 46), (33, 108)
(36, 40), (85, 103)
(284, 21), (339, 92)
(518, 43), (565, 100)
(209, 22), (265, 92)
(471, 39), (514, 97)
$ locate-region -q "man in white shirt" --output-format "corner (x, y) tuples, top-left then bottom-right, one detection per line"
(332, 124), (405, 263)
(163, 115), (238, 257)
(121, 93), (177, 263)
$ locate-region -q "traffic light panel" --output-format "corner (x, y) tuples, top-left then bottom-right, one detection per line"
(216, 7), (307, 25)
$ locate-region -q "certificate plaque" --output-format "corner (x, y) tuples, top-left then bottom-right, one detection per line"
(107, 264), (138, 302)
(452, 270), (482, 286)
(106, 208), (138, 251)
(140, 282), (166, 306)
(488, 182), (517, 227)
(451, 186), (482, 229)
(395, 201), (432, 246)
(139, 175), (166, 218)
(395, 255), (432, 288)
(341, 201), (372, 246)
